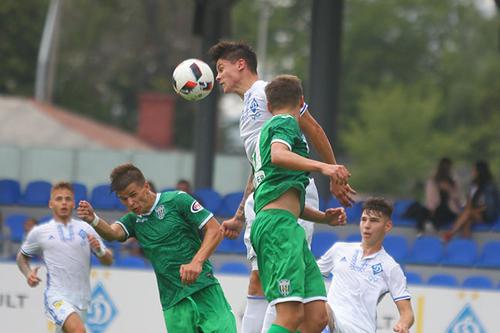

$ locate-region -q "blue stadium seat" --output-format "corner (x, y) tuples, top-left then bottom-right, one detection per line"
(218, 261), (250, 275)
(116, 255), (148, 268)
(405, 271), (423, 285)
(427, 273), (459, 287)
(490, 219), (500, 232)
(216, 235), (247, 255)
(217, 192), (244, 217)
(21, 180), (52, 206)
(344, 233), (361, 243)
(476, 240), (500, 268)
(39, 215), (52, 224)
(462, 276), (494, 290)
(325, 197), (342, 209)
(393, 199), (416, 218)
(406, 236), (443, 265)
(441, 239), (477, 267)
(193, 188), (222, 214)
(6, 213), (29, 242)
(471, 223), (493, 232)
(391, 216), (417, 227)
(91, 184), (118, 210)
(71, 182), (88, 204)
(311, 231), (338, 258)
(383, 235), (409, 263)
(345, 202), (363, 224)
(0, 179), (21, 205)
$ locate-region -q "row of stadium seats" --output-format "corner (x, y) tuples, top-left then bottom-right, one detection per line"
(309, 231), (500, 268)
(4, 209), (500, 268)
(0, 179), (245, 217)
(2, 179), (499, 230)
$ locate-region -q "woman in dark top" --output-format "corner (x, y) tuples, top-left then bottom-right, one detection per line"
(444, 160), (499, 241)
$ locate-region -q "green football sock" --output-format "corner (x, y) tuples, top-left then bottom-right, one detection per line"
(268, 324), (292, 333)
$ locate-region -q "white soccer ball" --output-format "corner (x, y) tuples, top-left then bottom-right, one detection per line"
(172, 58), (214, 101)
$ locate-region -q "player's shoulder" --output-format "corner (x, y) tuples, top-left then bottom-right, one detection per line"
(379, 248), (403, 271)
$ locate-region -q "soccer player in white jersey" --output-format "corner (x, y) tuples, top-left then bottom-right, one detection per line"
(16, 182), (113, 333)
(208, 40), (355, 333)
(317, 197), (414, 333)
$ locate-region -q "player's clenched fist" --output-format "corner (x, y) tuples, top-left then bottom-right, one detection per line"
(77, 200), (96, 223)
(27, 266), (41, 287)
(180, 261), (203, 285)
(323, 207), (347, 226)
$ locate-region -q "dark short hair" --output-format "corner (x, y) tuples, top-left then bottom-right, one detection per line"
(265, 75), (303, 112)
(208, 40), (257, 74)
(363, 197), (393, 219)
(51, 181), (74, 195)
(110, 163), (146, 193)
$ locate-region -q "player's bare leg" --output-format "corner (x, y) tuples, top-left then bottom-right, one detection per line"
(273, 301), (304, 332)
(325, 303), (336, 332)
(298, 300), (328, 333)
(62, 312), (86, 333)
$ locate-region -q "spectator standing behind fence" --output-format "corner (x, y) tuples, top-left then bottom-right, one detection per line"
(22, 217), (38, 242)
(444, 160), (499, 241)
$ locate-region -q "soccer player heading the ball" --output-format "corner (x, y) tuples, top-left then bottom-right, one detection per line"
(209, 40), (356, 333)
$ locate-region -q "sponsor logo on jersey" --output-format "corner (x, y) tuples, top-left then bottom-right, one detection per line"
(190, 201), (203, 213)
(371, 263), (383, 275)
(278, 279), (291, 297)
(446, 304), (485, 333)
(155, 205), (166, 220)
(87, 282), (117, 333)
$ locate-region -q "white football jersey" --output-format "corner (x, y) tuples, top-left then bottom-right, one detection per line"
(240, 80), (308, 162)
(317, 242), (410, 333)
(20, 218), (106, 309)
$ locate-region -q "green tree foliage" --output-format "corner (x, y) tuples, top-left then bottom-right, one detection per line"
(343, 83), (467, 195)
(0, 0), (49, 95)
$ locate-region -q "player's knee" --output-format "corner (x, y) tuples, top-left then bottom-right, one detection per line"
(248, 270), (264, 296)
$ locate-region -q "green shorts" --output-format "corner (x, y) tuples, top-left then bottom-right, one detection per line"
(250, 208), (327, 306)
(163, 284), (236, 333)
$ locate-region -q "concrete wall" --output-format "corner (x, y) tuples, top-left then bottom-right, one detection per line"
(0, 145), (250, 194)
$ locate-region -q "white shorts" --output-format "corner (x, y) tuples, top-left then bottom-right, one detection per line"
(244, 178), (319, 270)
(45, 296), (87, 333)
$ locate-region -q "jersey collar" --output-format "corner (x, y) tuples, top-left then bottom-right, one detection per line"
(139, 193), (161, 217)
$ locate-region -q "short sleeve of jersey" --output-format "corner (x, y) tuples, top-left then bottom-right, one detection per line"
(270, 115), (301, 151)
(388, 265), (411, 302)
(317, 243), (338, 277)
(116, 213), (137, 240)
(175, 191), (214, 229)
(20, 227), (42, 257)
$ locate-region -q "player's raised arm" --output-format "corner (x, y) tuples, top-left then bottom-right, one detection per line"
(77, 200), (126, 241)
(299, 108), (356, 206)
(180, 217), (223, 285)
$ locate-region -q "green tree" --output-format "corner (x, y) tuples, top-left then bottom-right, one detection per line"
(0, 0), (49, 95)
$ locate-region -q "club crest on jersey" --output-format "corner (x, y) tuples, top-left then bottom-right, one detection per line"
(155, 205), (166, 220)
(278, 279), (291, 297)
(190, 201), (203, 213)
(371, 263), (383, 275)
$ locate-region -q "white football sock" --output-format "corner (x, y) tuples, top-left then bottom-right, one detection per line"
(260, 303), (277, 333)
(241, 295), (268, 333)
